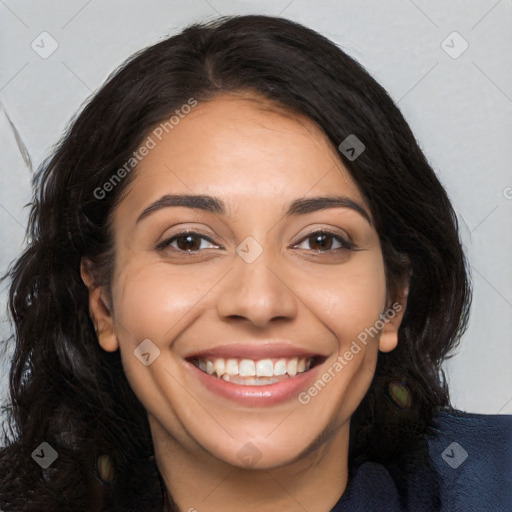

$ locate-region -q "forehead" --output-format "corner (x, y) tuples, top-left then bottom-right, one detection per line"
(116, 93), (366, 219)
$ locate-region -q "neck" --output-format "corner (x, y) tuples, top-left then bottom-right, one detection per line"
(151, 416), (350, 512)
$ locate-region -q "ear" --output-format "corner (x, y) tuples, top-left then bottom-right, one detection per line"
(80, 257), (118, 352)
(378, 284), (409, 353)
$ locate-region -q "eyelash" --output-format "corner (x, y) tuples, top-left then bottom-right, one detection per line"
(156, 231), (220, 252)
(293, 229), (355, 252)
(156, 229), (355, 254)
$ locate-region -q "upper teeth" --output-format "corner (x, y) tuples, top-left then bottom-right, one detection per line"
(196, 357), (310, 378)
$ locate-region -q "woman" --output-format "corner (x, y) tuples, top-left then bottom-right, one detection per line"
(0, 14), (510, 512)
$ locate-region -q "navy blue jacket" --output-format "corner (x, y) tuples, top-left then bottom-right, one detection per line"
(330, 411), (512, 511)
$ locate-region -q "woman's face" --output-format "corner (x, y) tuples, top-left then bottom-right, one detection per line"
(84, 94), (404, 470)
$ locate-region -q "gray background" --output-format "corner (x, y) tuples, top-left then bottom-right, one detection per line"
(1, 0), (511, 415)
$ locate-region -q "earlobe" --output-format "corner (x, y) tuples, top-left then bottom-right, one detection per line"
(96, 321), (119, 352)
(80, 257), (119, 353)
(378, 286), (409, 353)
(378, 311), (401, 353)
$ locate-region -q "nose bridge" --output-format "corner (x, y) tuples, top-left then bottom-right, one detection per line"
(215, 236), (297, 326)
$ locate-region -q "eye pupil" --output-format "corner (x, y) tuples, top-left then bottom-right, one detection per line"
(177, 234), (201, 252)
(310, 233), (332, 251)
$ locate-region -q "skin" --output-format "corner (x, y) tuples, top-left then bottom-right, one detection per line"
(81, 93), (408, 512)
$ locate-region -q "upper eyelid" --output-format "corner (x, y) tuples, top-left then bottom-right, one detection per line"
(298, 227), (349, 238)
(158, 226), (221, 243)
(291, 226), (353, 244)
(160, 231), (221, 247)
(291, 230), (355, 249)
(157, 218), (354, 241)
(159, 228), (354, 251)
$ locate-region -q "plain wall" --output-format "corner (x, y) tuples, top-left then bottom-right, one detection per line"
(1, 0), (511, 415)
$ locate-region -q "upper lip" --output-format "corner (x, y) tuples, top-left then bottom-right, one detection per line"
(185, 342), (326, 361)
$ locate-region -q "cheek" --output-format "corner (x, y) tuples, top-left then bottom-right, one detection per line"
(111, 260), (219, 344)
(109, 261), (204, 425)
(297, 254), (388, 346)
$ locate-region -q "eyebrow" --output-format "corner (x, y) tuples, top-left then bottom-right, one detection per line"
(135, 194), (372, 225)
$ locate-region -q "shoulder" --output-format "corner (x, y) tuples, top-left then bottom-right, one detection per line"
(330, 410), (511, 512)
(427, 409), (512, 511)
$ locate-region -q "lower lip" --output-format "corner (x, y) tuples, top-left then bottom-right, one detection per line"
(187, 361), (321, 406)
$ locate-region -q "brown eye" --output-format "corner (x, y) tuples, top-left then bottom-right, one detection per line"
(156, 231), (220, 253)
(175, 233), (202, 252)
(309, 233), (334, 251)
(294, 230), (354, 252)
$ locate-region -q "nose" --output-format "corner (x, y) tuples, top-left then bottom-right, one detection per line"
(215, 248), (298, 328)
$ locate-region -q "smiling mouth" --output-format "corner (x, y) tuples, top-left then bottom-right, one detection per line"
(190, 356), (323, 386)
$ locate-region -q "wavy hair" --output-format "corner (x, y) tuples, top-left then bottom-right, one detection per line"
(0, 14), (471, 511)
